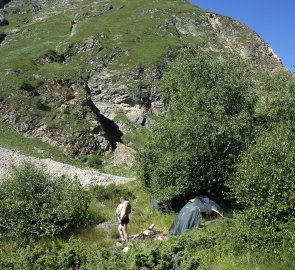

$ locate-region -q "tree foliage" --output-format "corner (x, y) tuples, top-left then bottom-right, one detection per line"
(255, 71), (295, 127)
(137, 50), (257, 202)
(0, 163), (90, 240)
(228, 124), (295, 247)
(230, 125), (295, 213)
(227, 70), (295, 248)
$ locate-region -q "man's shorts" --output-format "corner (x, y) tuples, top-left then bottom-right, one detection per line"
(121, 217), (129, 225)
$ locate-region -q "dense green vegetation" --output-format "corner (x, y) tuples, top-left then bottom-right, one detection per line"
(0, 1), (294, 268)
(0, 167), (294, 269)
(0, 163), (90, 240)
(137, 48), (294, 253)
(1, 228), (294, 270)
(137, 51), (256, 202)
(229, 124), (295, 248)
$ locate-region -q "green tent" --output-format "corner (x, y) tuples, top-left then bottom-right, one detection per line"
(169, 195), (225, 235)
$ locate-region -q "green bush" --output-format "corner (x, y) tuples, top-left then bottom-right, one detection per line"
(0, 232), (210, 270)
(19, 81), (36, 93)
(0, 163), (90, 240)
(255, 72), (295, 127)
(230, 125), (295, 217)
(231, 209), (295, 251)
(137, 50), (256, 203)
(35, 97), (51, 111)
(0, 238), (125, 270)
(86, 154), (104, 169)
(1, 228), (294, 270)
(228, 125), (295, 248)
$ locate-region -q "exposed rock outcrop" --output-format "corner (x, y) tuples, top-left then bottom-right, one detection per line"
(35, 50), (65, 65)
(0, 0), (288, 158)
(112, 142), (136, 168)
(0, 80), (113, 156)
(88, 65), (165, 130)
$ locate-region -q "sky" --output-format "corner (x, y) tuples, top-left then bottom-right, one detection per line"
(190, 0), (295, 73)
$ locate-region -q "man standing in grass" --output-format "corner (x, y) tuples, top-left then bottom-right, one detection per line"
(117, 196), (131, 242)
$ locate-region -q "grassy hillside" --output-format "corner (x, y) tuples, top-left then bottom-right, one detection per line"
(0, 0), (285, 158)
(0, 3), (293, 267)
(0, 121), (136, 177)
(0, 0), (200, 89)
(0, 121), (82, 165)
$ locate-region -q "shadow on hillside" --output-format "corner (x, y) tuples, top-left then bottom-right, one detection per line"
(98, 114), (123, 150)
(86, 98), (123, 150)
(0, 0), (11, 9)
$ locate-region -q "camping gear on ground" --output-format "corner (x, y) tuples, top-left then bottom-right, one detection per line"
(151, 198), (170, 213)
(169, 195), (225, 235)
(127, 224), (168, 241)
(155, 235), (168, 241)
(142, 224), (157, 237)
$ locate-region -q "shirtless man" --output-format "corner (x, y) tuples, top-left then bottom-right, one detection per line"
(117, 196), (131, 242)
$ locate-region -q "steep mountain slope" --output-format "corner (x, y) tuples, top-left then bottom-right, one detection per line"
(0, 0), (286, 156)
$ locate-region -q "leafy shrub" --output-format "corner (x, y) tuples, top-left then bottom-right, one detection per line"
(230, 125), (295, 218)
(19, 81), (39, 96)
(86, 154), (104, 169)
(0, 32), (6, 43)
(231, 209), (295, 251)
(228, 125), (295, 248)
(0, 238), (126, 270)
(255, 72), (295, 127)
(0, 232), (212, 270)
(137, 50), (256, 203)
(0, 163), (90, 240)
(0, 224), (294, 270)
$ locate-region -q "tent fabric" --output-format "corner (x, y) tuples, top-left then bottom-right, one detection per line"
(191, 195), (226, 217)
(169, 201), (201, 235)
(169, 195), (225, 235)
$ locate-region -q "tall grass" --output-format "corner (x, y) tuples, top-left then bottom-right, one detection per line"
(80, 182), (175, 246)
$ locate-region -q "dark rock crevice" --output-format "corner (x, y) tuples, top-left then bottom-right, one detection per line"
(0, 17), (8, 26)
(85, 96), (123, 150)
(0, 0), (11, 9)
(35, 50), (65, 65)
(0, 32), (6, 43)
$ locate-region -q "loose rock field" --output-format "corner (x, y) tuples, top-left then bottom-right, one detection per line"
(0, 147), (134, 186)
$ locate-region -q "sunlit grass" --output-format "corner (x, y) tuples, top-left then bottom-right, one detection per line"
(0, 122), (82, 166)
(78, 182), (175, 247)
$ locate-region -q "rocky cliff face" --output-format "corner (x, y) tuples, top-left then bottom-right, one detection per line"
(0, 0), (287, 156)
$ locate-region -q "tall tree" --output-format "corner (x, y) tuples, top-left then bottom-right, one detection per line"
(137, 50), (257, 203)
